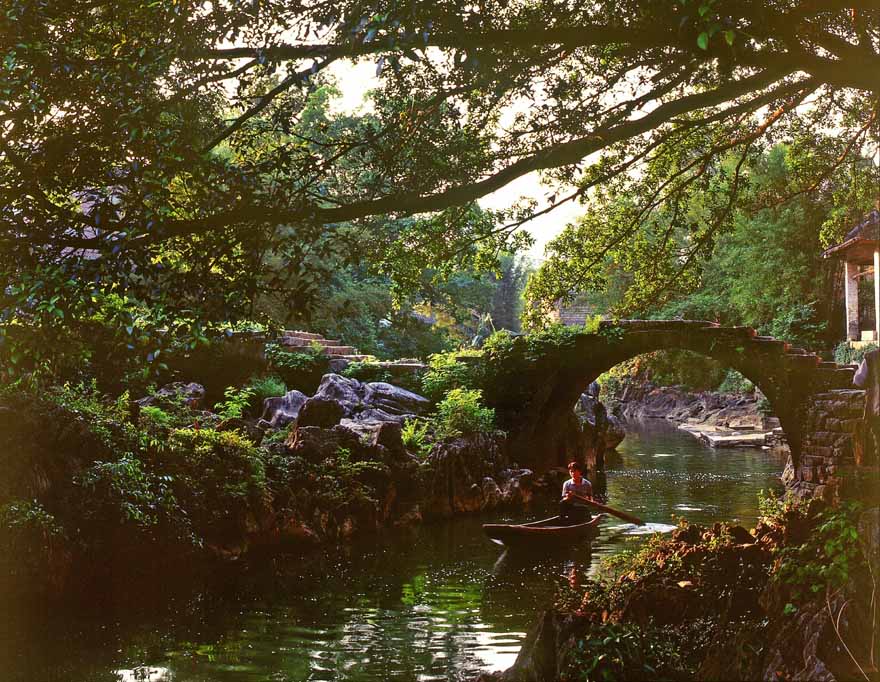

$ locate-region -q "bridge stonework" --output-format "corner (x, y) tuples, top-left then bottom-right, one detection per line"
(786, 389), (875, 503)
(483, 320), (873, 503)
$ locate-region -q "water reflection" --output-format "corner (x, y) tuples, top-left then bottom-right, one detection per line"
(4, 420), (784, 682)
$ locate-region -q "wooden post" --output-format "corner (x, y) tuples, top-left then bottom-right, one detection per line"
(845, 259), (860, 341)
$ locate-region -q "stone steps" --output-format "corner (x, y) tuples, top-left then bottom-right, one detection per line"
(813, 367), (857, 390)
(277, 330), (358, 356)
(783, 353), (821, 369)
(282, 330), (324, 340)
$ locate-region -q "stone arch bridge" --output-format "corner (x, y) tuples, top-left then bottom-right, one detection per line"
(480, 320), (866, 500)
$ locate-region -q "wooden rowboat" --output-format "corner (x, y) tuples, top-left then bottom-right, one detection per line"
(483, 514), (605, 547)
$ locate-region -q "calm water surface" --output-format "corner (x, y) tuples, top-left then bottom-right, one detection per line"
(3, 421), (785, 682)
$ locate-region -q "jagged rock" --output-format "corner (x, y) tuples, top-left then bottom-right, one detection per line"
(760, 596), (841, 682)
(421, 433), (525, 518)
(338, 419), (409, 464)
(366, 381), (431, 416)
(287, 424), (362, 462)
(136, 382), (205, 409)
(481, 477), (503, 509)
(574, 390), (626, 453)
(297, 396), (345, 428)
(498, 469), (535, 506)
(374, 420), (405, 452)
(261, 389), (308, 428)
(617, 383), (768, 431)
(277, 512), (321, 548)
(500, 611), (583, 682)
(728, 524), (755, 544)
(314, 374), (365, 415)
(312, 373), (430, 421)
(859, 507), (880, 578)
(356, 407), (408, 423)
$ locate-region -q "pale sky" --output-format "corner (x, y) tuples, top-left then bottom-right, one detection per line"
(331, 61), (582, 261)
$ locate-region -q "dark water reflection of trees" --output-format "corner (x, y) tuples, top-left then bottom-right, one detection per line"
(3, 421), (785, 682)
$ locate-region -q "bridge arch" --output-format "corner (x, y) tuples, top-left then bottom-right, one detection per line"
(482, 321), (855, 474)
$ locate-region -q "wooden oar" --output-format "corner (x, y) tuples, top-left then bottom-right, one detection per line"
(567, 493), (645, 526)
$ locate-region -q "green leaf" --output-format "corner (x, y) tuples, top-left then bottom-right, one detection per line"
(697, 32), (709, 50)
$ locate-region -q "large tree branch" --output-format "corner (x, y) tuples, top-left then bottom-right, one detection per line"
(200, 56), (339, 152)
(151, 67), (799, 241)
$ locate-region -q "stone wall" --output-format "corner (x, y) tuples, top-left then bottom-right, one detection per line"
(784, 388), (877, 503)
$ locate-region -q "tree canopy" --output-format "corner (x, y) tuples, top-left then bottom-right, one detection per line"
(2, 0), (878, 370)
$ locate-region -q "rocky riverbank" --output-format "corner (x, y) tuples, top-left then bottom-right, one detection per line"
(612, 382), (787, 450)
(477, 503), (879, 682)
(0, 374), (567, 597)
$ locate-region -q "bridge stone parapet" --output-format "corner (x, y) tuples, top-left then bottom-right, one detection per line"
(785, 389), (876, 504)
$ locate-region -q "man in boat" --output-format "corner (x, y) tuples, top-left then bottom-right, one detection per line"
(560, 461), (593, 525)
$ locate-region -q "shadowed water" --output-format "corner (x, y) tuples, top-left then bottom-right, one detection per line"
(1, 420), (785, 681)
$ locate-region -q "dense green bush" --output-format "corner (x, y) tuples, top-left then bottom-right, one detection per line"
(44, 379), (140, 453)
(214, 385), (256, 419)
(265, 446), (388, 511)
(770, 500), (865, 611)
(557, 621), (688, 682)
(717, 369), (756, 395)
(421, 350), (484, 402)
(0, 499), (66, 578)
(75, 453), (181, 541)
(432, 388), (496, 439)
(833, 341), (878, 366)
(246, 375), (287, 406)
(159, 429), (269, 543)
(265, 342), (329, 393)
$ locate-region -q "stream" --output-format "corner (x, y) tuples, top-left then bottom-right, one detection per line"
(2, 420), (786, 682)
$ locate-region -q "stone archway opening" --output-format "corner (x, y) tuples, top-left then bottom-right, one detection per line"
(573, 349), (784, 474)
(483, 321), (856, 481)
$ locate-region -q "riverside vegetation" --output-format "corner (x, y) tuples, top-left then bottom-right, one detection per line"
(0, 351), (511, 596)
(489, 493), (878, 682)
(0, 322), (627, 596)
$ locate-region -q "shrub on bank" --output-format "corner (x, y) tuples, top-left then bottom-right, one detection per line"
(550, 492), (875, 681)
(158, 429), (269, 544)
(246, 375), (287, 408)
(833, 341), (878, 366)
(401, 418), (433, 459)
(432, 388), (496, 439)
(421, 349), (485, 403)
(265, 342), (330, 393)
(0, 499), (67, 582)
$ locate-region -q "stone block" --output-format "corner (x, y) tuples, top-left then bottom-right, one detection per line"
(811, 432), (837, 447)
